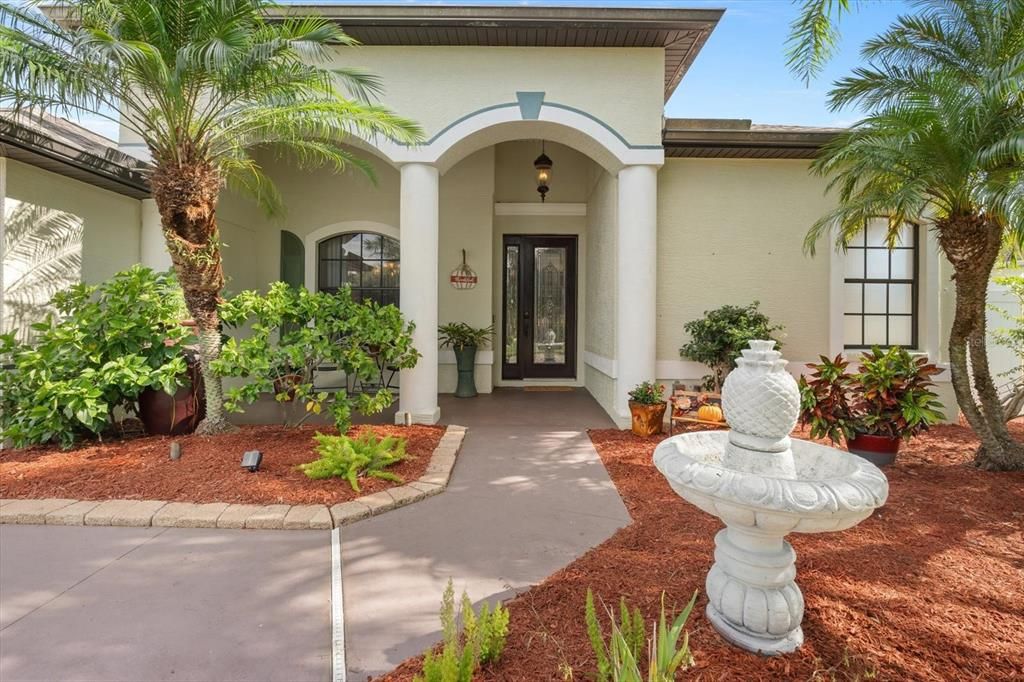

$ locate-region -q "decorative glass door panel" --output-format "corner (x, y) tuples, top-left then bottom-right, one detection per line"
(502, 236), (577, 379)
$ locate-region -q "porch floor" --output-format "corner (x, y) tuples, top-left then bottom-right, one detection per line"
(340, 388), (632, 678)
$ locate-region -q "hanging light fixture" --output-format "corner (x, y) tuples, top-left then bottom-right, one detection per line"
(534, 141), (553, 202)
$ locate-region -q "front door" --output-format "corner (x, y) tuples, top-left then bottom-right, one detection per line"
(502, 235), (578, 380)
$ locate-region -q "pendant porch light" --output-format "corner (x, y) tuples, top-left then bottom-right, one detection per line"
(534, 141), (553, 202)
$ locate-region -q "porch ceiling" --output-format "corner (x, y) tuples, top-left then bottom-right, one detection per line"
(277, 5), (724, 102)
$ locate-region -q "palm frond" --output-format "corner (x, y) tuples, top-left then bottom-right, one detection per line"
(786, 0), (855, 85)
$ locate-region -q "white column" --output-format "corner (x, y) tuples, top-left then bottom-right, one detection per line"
(398, 163), (441, 425)
(140, 198), (171, 270)
(615, 164), (659, 421)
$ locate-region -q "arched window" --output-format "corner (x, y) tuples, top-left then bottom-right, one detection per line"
(318, 232), (400, 306)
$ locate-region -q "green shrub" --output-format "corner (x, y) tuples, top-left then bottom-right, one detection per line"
(0, 267), (191, 448)
(416, 579), (510, 682)
(679, 302), (783, 391)
(299, 431), (407, 491)
(586, 589), (699, 682)
(214, 282), (419, 432)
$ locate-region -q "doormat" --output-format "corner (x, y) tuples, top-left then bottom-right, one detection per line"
(523, 386), (574, 392)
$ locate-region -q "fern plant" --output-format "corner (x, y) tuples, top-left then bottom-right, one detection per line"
(299, 431), (407, 491)
(416, 579), (510, 682)
(586, 590), (699, 682)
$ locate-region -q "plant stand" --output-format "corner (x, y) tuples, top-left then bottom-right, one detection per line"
(454, 345), (478, 398)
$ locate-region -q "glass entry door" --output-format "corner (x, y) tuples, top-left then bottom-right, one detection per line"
(502, 235), (578, 380)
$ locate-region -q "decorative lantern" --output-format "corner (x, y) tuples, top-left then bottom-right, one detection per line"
(450, 249), (478, 289)
(534, 141), (553, 203)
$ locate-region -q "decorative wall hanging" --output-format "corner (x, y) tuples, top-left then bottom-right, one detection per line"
(450, 249), (478, 289)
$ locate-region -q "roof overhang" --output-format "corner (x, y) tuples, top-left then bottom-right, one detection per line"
(662, 118), (843, 159)
(0, 113), (150, 198)
(275, 4), (724, 101)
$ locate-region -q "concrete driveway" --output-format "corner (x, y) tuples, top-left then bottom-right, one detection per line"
(0, 525), (332, 682)
(1, 389), (630, 682)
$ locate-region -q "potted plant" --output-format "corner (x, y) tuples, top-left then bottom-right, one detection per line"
(438, 322), (494, 398)
(680, 302), (784, 391)
(628, 381), (667, 437)
(798, 347), (945, 466)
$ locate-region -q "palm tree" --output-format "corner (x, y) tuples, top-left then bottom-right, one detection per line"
(0, 0), (421, 434)
(805, 0), (1024, 471)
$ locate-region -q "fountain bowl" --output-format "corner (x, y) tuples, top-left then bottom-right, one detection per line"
(654, 432), (888, 655)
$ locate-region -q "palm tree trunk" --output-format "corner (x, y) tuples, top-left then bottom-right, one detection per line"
(150, 160), (234, 435)
(939, 214), (1024, 471)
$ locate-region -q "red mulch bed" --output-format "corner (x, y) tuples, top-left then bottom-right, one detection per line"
(380, 424), (1024, 681)
(0, 424), (445, 505)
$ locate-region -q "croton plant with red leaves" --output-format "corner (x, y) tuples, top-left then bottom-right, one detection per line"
(798, 346), (945, 444)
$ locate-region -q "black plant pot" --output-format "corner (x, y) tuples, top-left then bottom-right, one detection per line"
(454, 345), (478, 398)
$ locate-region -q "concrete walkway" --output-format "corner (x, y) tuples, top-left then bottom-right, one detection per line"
(342, 389), (631, 679)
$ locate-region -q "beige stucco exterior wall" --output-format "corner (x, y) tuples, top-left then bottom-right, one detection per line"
(118, 46), (664, 151)
(656, 158), (836, 381)
(438, 148), (496, 394)
(329, 46), (664, 146)
(4, 159), (141, 285)
(583, 169), (618, 414)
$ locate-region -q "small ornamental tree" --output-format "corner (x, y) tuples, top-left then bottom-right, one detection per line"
(679, 302), (784, 391)
(0, 266), (191, 448)
(213, 283), (419, 431)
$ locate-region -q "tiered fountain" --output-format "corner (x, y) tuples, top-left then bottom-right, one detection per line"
(654, 340), (888, 655)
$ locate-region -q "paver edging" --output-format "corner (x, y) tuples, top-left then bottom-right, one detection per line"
(0, 424), (466, 530)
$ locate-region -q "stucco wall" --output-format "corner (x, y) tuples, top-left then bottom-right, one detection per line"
(583, 169), (618, 413)
(326, 46), (664, 147)
(438, 148), (496, 394)
(656, 159), (836, 386)
(2, 159), (141, 339)
(5, 159), (140, 283)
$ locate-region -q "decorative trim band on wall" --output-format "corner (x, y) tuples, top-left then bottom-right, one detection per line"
(584, 351), (617, 378)
(439, 349), (495, 366)
(494, 203), (587, 217)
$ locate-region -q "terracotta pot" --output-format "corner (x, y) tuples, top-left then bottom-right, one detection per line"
(138, 357), (205, 436)
(273, 373), (304, 402)
(846, 433), (901, 467)
(629, 401), (667, 437)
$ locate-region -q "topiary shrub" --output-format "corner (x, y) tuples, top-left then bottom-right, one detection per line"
(0, 266), (192, 448)
(679, 302), (784, 391)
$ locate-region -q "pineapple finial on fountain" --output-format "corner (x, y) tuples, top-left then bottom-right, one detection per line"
(654, 340), (888, 655)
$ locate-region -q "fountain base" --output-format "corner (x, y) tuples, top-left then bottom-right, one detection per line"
(706, 604), (804, 656)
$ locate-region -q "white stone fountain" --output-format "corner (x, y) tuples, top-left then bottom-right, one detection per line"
(654, 340), (888, 655)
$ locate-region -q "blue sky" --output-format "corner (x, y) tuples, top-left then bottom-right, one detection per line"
(77, 0), (911, 138)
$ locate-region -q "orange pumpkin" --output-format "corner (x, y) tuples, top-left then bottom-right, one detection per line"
(697, 404), (724, 423)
